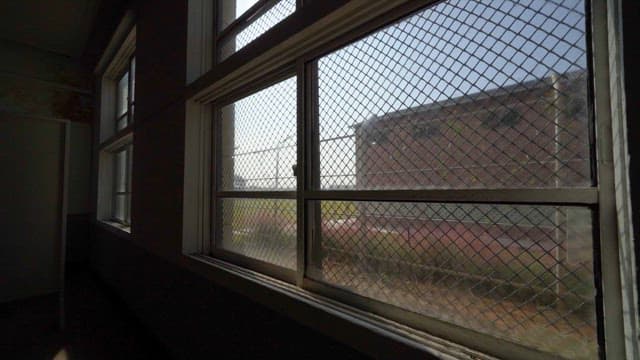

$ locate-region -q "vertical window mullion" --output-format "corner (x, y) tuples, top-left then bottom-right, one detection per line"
(305, 61), (322, 281)
(296, 63), (305, 285)
(127, 56), (134, 127)
(211, 107), (222, 254)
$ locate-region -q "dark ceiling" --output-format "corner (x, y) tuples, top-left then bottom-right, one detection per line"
(0, 0), (102, 57)
(0, 0), (129, 65)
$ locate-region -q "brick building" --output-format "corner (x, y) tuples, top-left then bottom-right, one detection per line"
(346, 71), (592, 272)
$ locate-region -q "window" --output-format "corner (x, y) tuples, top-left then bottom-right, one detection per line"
(216, 0), (297, 61)
(112, 144), (133, 225)
(213, 77), (298, 271)
(116, 57), (136, 130)
(97, 27), (136, 232)
(185, 0), (636, 358)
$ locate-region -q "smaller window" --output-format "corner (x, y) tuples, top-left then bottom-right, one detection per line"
(115, 56), (136, 131)
(97, 27), (135, 232)
(481, 108), (521, 129)
(412, 123), (441, 139)
(217, 0), (296, 61)
(112, 144), (133, 225)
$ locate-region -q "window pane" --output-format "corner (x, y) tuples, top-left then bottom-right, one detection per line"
(218, 198), (296, 269)
(114, 149), (128, 192)
(219, 0), (296, 61)
(130, 57), (136, 103)
(219, 0), (261, 30)
(219, 77), (297, 191)
(308, 201), (596, 358)
(113, 194), (128, 222)
(117, 72), (129, 117)
(317, 0), (591, 189)
(116, 115), (127, 131)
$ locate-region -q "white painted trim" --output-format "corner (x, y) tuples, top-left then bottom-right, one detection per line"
(607, 0), (640, 356)
(186, 0), (213, 84)
(182, 100), (211, 254)
(95, 10), (136, 76)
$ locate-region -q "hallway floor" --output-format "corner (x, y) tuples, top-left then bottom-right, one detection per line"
(0, 267), (171, 360)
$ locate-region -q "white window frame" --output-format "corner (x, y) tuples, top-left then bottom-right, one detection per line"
(96, 20), (136, 234)
(182, 0), (639, 358)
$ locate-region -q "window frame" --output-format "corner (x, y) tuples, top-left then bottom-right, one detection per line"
(111, 143), (133, 226)
(210, 68), (299, 283)
(184, 0), (636, 358)
(214, 0), (302, 65)
(96, 24), (136, 234)
(115, 55), (136, 131)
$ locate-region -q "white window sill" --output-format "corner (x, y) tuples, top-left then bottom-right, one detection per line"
(96, 220), (131, 238)
(180, 254), (494, 360)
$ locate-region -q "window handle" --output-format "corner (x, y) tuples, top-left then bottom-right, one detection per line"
(292, 164), (298, 177)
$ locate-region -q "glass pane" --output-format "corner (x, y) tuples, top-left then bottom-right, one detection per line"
(130, 57), (136, 102)
(117, 71), (129, 117)
(317, 0), (591, 189)
(125, 193), (131, 224)
(116, 115), (127, 131)
(114, 149), (128, 192)
(113, 194), (127, 222)
(308, 201), (596, 358)
(219, 0), (296, 61)
(219, 0), (261, 30)
(218, 198), (296, 269)
(219, 77), (297, 191)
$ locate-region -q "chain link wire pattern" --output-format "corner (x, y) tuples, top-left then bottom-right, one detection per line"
(219, 198), (297, 269)
(213, 0), (600, 358)
(308, 201), (596, 358)
(219, 77), (297, 191)
(220, 0), (296, 61)
(317, 0), (590, 190)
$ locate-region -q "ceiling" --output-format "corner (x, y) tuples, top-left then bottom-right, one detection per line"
(0, 0), (102, 57)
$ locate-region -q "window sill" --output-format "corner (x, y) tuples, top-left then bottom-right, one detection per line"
(95, 220), (131, 239)
(181, 254), (494, 360)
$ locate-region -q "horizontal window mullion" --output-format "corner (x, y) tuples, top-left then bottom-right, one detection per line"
(217, 0), (280, 42)
(99, 127), (133, 151)
(210, 248), (297, 284)
(216, 191), (297, 199)
(303, 188), (598, 205)
(302, 278), (558, 360)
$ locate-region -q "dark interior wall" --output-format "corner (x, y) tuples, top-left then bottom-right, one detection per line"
(621, 0), (640, 311)
(89, 1), (365, 358)
(0, 39), (93, 282)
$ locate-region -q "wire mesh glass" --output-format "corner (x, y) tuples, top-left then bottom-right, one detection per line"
(117, 71), (129, 118)
(114, 149), (128, 193)
(219, 0), (296, 61)
(308, 200), (596, 358)
(219, 0), (262, 30)
(218, 198), (297, 269)
(219, 76), (297, 191)
(316, 0), (591, 190)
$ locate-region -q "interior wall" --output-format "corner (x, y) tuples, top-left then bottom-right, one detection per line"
(0, 116), (65, 302)
(89, 1), (365, 358)
(0, 39), (93, 301)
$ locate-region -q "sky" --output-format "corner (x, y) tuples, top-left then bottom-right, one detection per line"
(221, 0), (589, 190)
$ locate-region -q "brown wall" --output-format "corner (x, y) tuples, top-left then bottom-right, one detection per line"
(89, 1), (365, 358)
(355, 74), (591, 189)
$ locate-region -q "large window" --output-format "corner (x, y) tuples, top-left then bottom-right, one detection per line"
(186, 0), (633, 358)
